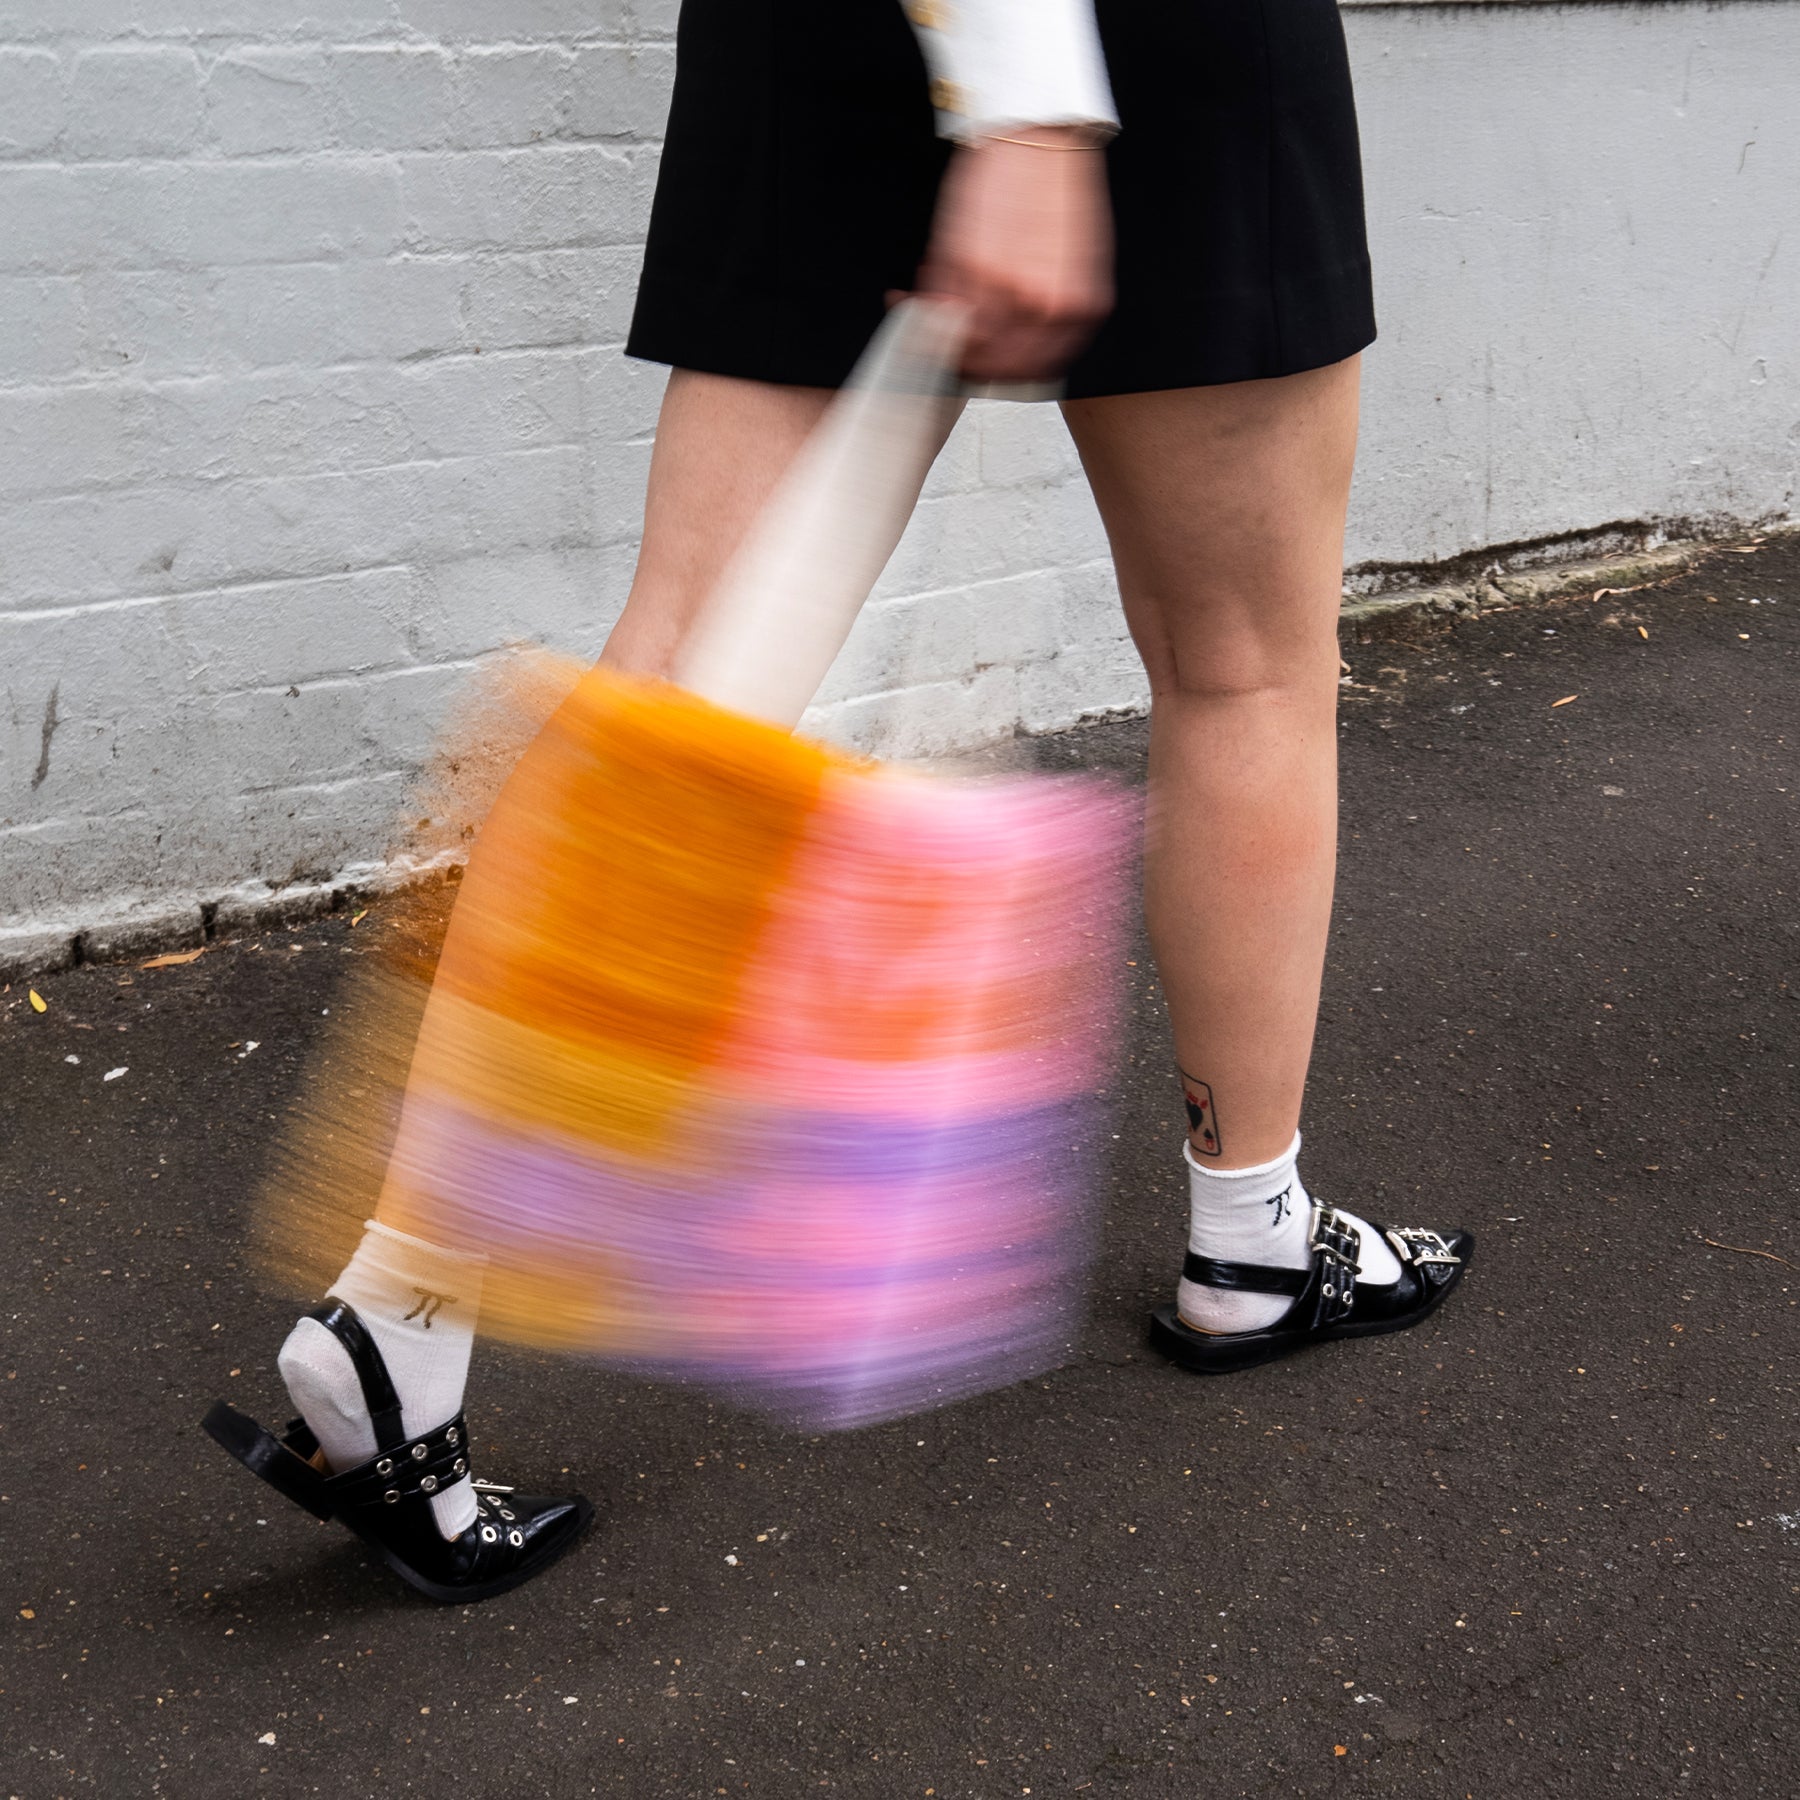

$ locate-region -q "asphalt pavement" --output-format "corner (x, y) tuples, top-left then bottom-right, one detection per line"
(4, 533), (1797, 1799)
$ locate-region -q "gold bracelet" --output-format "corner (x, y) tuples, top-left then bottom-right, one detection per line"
(981, 131), (1107, 152)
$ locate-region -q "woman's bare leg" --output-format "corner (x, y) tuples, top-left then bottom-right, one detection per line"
(1062, 358), (1361, 1170)
(265, 372), (841, 1561)
(600, 370), (836, 677)
(624, 358), (1361, 1174)
(623, 359), (1359, 1167)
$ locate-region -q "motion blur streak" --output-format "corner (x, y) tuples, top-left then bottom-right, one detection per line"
(262, 657), (1132, 1429)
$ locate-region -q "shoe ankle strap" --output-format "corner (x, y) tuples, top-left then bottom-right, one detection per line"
(1179, 1251), (1310, 1296)
(305, 1300), (406, 1447)
(1182, 1205), (1364, 1329)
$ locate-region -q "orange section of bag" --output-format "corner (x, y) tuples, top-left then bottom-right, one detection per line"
(409, 666), (839, 1138)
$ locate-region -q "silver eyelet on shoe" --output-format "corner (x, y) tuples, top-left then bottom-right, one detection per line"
(508, 1529), (523, 1547)
(446, 1426), (459, 1445)
(410, 1443), (428, 1462)
(376, 1457), (394, 1477)
(453, 1457), (467, 1475)
(499, 1507), (515, 1521)
(421, 1474), (438, 1493)
(383, 1488), (399, 1504)
(481, 1524), (498, 1543)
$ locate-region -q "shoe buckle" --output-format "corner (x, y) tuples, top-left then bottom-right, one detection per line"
(471, 1479), (515, 1495)
(1309, 1205), (1359, 1270)
(1387, 1227), (1461, 1267)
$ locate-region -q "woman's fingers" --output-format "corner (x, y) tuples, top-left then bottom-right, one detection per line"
(916, 132), (1114, 383)
(959, 280), (1110, 383)
(927, 260), (1112, 382)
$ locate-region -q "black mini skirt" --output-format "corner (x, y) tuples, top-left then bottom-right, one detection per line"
(625, 0), (1376, 398)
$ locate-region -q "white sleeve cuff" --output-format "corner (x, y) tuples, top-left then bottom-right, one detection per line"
(903, 0), (1119, 143)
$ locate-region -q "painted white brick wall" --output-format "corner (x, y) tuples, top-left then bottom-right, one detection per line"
(1, 1), (1795, 953)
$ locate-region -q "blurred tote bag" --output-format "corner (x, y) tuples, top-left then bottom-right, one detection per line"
(263, 303), (1132, 1430)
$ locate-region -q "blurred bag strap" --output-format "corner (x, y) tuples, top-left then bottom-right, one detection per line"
(673, 299), (969, 731)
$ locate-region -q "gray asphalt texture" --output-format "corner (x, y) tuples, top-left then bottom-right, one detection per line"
(4, 536), (1797, 1800)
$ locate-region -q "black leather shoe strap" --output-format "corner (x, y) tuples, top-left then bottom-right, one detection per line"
(1180, 1252), (1310, 1296)
(305, 1301), (406, 1447)
(1309, 1208), (1361, 1328)
(324, 1411), (472, 1511)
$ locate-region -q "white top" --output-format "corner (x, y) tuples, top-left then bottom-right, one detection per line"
(901, 0), (1118, 142)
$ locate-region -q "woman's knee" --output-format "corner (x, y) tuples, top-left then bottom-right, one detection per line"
(1124, 579), (1343, 704)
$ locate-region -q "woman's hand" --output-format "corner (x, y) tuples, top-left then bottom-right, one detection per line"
(914, 126), (1114, 384)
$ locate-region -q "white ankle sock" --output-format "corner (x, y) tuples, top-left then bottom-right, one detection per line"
(1176, 1132), (1401, 1334)
(278, 1222), (485, 1539)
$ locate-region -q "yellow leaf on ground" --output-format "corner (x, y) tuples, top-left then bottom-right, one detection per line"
(1551, 695), (1579, 707)
(350, 909), (370, 927)
(28, 990), (46, 1012)
(141, 947), (206, 969)
(1637, 626), (1650, 640)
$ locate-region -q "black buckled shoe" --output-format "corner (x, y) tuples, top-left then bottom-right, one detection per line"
(202, 1301), (592, 1604)
(1149, 1206), (1474, 1375)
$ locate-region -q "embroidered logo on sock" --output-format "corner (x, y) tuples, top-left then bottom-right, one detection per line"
(404, 1287), (458, 1327)
(1265, 1185), (1292, 1228)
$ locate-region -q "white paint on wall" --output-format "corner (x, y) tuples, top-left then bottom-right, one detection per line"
(1, 1), (1795, 943)
(1346, 0), (1797, 570)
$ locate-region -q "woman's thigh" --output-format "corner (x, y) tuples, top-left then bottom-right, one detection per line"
(613, 358), (1361, 692)
(1061, 356), (1362, 696)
